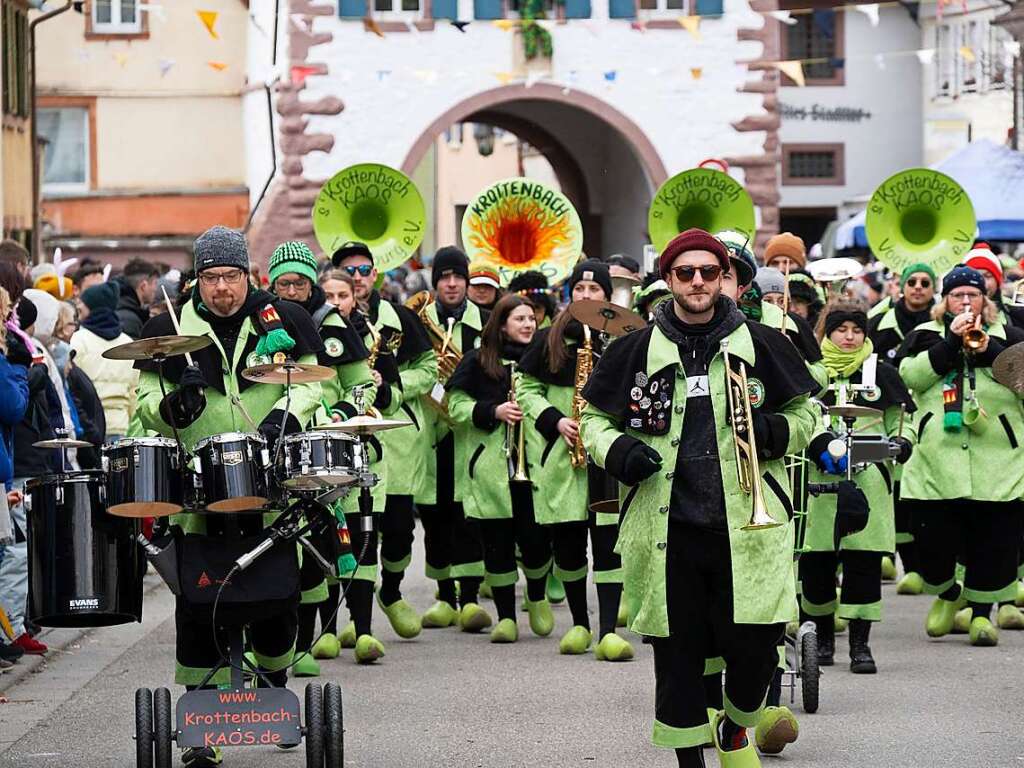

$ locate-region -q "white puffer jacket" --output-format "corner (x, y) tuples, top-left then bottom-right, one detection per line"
(70, 327), (139, 436)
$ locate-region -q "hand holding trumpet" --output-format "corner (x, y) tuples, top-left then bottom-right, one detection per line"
(951, 304), (989, 354)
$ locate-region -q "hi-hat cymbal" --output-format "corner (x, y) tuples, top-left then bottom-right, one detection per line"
(33, 437), (93, 449)
(568, 300), (645, 337)
(318, 416), (412, 436)
(993, 342), (1024, 395)
(103, 335), (212, 361)
(827, 404), (882, 420)
(242, 362), (336, 385)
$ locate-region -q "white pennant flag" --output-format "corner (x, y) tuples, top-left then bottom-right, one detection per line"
(767, 10), (797, 25)
(855, 3), (879, 26)
(916, 49), (936, 65)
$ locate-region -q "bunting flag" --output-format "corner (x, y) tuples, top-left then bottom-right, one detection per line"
(207, 60), (229, 71)
(766, 10), (797, 24)
(291, 65), (320, 85)
(451, 20), (470, 32)
(630, 20), (646, 32)
(603, 70), (617, 85)
(158, 58), (175, 77)
(376, 69), (391, 82)
(491, 19), (516, 30)
(197, 9), (219, 39)
(113, 52), (129, 67)
(855, 3), (879, 26)
(493, 71), (516, 85)
(775, 60), (805, 87)
(677, 16), (701, 40)
(959, 45), (976, 63)
(363, 16), (385, 37)
(690, 67), (703, 80)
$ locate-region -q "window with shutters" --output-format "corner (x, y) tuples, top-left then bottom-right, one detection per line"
(779, 10), (844, 86)
(372, 0), (420, 19)
(92, 0), (142, 33)
(637, 0), (687, 20)
(781, 143), (845, 186)
(2, 3), (29, 119)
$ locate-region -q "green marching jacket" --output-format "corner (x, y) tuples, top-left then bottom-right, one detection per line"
(898, 319), (1024, 502)
(804, 362), (916, 555)
(579, 317), (819, 636)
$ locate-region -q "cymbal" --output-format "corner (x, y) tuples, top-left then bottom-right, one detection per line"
(993, 342), (1024, 395)
(827, 404), (882, 420)
(318, 416), (412, 436)
(568, 300), (645, 337)
(241, 362), (336, 385)
(33, 437), (93, 449)
(102, 335), (212, 361)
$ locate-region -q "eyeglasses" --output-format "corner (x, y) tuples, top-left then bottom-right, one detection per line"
(198, 269), (246, 286)
(670, 264), (723, 283)
(344, 265), (373, 277)
(948, 291), (982, 301)
(275, 278), (310, 291)
(905, 278), (932, 288)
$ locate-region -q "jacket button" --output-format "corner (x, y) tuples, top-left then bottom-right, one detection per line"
(961, 443), (968, 450)
(665, 471), (674, 480)
(659, 505), (668, 514)
(670, 438), (680, 447)
(674, 405), (684, 414)
(656, 542), (667, 550)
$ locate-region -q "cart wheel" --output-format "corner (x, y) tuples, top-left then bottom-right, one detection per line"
(153, 687), (173, 768)
(801, 631), (820, 714)
(305, 683), (324, 768)
(323, 682), (344, 768)
(134, 687), (153, 768)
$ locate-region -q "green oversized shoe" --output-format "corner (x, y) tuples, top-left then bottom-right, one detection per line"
(952, 607), (972, 634)
(896, 571), (924, 595)
(1016, 582), (1024, 608)
(834, 615), (848, 634)
(480, 582), (493, 600)
(755, 705), (799, 755)
(969, 616), (999, 647)
(558, 625), (592, 655)
(292, 653), (321, 677)
(881, 556), (897, 581)
(377, 593), (423, 638)
(594, 632), (634, 662)
(526, 599), (554, 637)
(354, 634), (386, 664)
(421, 600), (458, 629)
(490, 618), (519, 643)
(338, 622), (357, 649)
(926, 594), (966, 638)
(311, 633), (341, 660)
(459, 602), (493, 633)
(711, 711), (762, 768)
(996, 604), (1024, 630)
(546, 572), (565, 604)
(616, 601), (628, 628)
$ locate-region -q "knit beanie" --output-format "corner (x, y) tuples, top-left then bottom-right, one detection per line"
(899, 262), (937, 289)
(716, 230), (756, 286)
(963, 243), (1002, 285)
(431, 246), (470, 287)
(193, 226), (249, 273)
(764, 232), (807, 269)
(941, 265), (986, 297)
(15, 297), (37, 330)
(754, 267), (786, 296)
(823, 308), (868, 338)
(569, 259), (612, 300)
(82, 280), (121, 312)
(788, 271), (823, 306)
(658, 228), (730, 278)
(269, 241), (319, 286)
(33, 273), (74, 300)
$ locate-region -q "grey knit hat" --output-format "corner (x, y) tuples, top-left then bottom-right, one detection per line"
(194, 226), (249, 273)
(754, 267), (786, 296)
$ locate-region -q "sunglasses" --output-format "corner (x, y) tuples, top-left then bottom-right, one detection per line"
(670, 264), (723, 283)
(905, 278), (932, 288)
(344, 265), (374, 277)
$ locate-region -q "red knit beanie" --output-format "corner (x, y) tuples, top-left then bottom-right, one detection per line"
(659, 228), (730, 278)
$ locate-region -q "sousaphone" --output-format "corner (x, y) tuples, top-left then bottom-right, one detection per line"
(648, 168), (756, 252)
(313, 163), (426, 272)
(865, 168), (977, 277)
(461, 177), (583, 287)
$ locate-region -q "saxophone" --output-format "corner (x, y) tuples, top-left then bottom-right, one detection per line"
(404, 290), (461, 382)
(570, 323), (592, 469)
(366, 323), (403, 370)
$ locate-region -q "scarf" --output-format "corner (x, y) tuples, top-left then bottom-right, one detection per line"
(298, 285), (328, 317)
(500, 340), (528, 364)
(820, 337), (874, 380)
(348, 309), (370, 340)
(894, 299), (932, 338)
(81, 307), (123, 341)
(739, 285), (763, 321)
(437, 298), (467, 324)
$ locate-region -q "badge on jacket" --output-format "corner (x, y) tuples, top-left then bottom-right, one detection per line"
(631, 370), (673, 436)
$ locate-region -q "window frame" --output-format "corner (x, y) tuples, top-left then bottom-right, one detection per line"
(636, 0), (688, 21)
(87, 0), (149, 38)
(37, 97), (98, 196)
(778, 9), (845, 87)
(2, 3), (30, 119)
(370, 0), (423, 22)
(780, 142), (845, 187)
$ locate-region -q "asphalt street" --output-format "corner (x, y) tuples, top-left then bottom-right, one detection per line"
(2, 549), (1022, 768)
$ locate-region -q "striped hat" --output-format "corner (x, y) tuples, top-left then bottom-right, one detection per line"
(269, 241), (319, 286)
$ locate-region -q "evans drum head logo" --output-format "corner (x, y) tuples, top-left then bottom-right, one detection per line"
(68, 597), (100, 611)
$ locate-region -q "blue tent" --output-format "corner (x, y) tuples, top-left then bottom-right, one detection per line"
(835, 139), (1024, 249)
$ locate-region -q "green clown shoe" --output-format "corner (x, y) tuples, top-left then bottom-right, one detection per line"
(480, 582), (493, 600)
(926, 594), (966, 638)
(969, 616), (999, 647)
(952, 608), (972, 634)
(338, 622), (357, 649)
(526, 599), (554, 637)
(459, 603), (493, 633)
(311, 633), (341, 660)
(490, 619), (519, 643)
(377, 593), (423, 638)
(996, 604), (1024, 630)
(1016, 582), (1024, 608)
(710, 711), (762, 768)
(755, 706), (799, 755)
(558, 626), (592, 655)
(881, 556), (897, 581)
(834, 615), (848, 634)
(354, 634), (386, 664)
(594, 633), (634, 662)
(292, 653), (321, 678)
(896, 571), (924, 595)
(421, 600), (459, 629)
(546, 572), (565, 604)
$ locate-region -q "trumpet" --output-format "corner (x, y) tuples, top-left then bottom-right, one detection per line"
(570, 323), (593, 469)
(721, 339), (780, 531)
(961, 303), (988, 353)
(506, 363), (529, 482)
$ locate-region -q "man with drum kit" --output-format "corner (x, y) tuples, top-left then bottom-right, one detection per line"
(134, 226), (325, 768)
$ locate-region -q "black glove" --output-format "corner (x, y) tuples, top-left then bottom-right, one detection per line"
(6, 332), (33, 368)
(259, 409), (301, 453)
(891, 436), (913, 464)
(621, 442), (663, 486)
(373, 382), (393, 413)
(158, 365), (208, 429)
(833, 480), (869, 550)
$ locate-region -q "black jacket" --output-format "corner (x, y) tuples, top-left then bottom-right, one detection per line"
(115, 276), (150, 340)
(66, 364), (105, 470)
(13, 364), (58, 477)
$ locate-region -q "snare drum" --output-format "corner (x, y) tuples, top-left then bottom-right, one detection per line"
(279, 431), (361, 491)
(193, 432), (270, 513)
(27, 471), (144, 627)
(103, 437), (184, 518)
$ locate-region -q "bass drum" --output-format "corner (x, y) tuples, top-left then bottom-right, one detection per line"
(27, 471), (144, 627)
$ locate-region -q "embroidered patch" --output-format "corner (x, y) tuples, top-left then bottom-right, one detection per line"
(630, 386), (644, 401)
(630, 418), (643, 429)
(247, 352), (271, 368)
(886, 348), (897, 359)
(631, 370), (674, 435)
(686, 375), (710, 398)
(746, 378), (766, 408)
(324, 337), (344, 358)
(639, 396), (652, 410)
(860, 386), (882, 402)
(635, 372), (649, 387)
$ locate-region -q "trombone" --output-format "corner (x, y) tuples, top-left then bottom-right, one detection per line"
(506, 363), (529, 482)
(721, 339), (781, 531)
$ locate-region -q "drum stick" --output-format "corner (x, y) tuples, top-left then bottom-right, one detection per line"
(161, 286), (194, 367)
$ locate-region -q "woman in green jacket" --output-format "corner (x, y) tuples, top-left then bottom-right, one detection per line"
(800, 298), (915, 674)
(898, 266), (1024, 647)
(446, 294), (555, 643)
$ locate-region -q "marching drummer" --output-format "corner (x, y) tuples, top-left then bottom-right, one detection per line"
(135, 226), (324, 768)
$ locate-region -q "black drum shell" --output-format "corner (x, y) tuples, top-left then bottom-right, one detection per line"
(104, 438), (183, 517)
(280, 432), (359, 490)
(195, 434), (269, 513)
(27, 471), (144, 628)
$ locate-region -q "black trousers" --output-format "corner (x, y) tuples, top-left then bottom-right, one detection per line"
(800, 550), (883, 622)
(894, 492), (919, 573)
(650, 523), (783, 747)
(380, 494), (416, 575)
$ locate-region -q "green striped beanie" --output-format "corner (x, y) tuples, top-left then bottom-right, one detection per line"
(269, 241), (319, 286)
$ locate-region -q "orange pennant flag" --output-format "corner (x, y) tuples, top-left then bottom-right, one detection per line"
(690, 67), (703, 80)
(492, 19), (516, 30)
(197, 9), (219, 38)
(363, 16), (385, 37)
(678, 16), (700, 40)
(958, 45), (976, 63)
(207, 60), (229, 71)
(493, 71), (516, 85)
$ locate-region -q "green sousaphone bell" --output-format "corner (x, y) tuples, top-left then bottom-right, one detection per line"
(648, 168), (755, 252)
